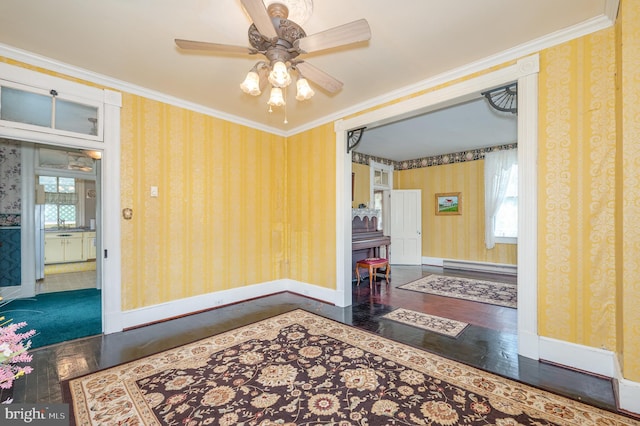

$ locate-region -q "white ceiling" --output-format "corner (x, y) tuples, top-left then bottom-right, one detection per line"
(0, 0), (615, 159)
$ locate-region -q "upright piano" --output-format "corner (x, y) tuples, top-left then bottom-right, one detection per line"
(351, 209), (391, 279)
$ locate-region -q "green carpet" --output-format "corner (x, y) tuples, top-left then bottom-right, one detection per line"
(3, 289), (101, 349)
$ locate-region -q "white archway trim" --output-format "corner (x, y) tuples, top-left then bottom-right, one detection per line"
(335, 55), (540, 359)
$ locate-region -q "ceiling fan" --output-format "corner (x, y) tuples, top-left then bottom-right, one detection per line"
(175, 0), (371, 111)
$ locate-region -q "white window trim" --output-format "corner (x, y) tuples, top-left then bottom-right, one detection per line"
(369, 160), (394, 199)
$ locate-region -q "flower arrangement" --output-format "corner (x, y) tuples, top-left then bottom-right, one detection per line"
(0, 296), (35, 393)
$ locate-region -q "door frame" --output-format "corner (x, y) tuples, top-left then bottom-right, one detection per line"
(335, 55), (539, 360)
(0, 61), (123, 335)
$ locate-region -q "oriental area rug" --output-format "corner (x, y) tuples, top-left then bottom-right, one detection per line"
(399, 274), (518, 308)
(382, 308), (469, 337)
(63, 309), (635, 425)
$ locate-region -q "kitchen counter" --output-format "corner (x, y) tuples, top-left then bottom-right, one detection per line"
(45, 227), (93, 233)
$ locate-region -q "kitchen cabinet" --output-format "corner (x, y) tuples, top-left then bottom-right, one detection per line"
(83, 232), (96, 260)
(45, 232), (84, 264)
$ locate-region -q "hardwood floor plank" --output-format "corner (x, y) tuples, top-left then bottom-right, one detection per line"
(1, 265), (631, 421)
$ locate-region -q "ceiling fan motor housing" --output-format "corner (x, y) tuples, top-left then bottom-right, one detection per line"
(248, 4), (306, 65)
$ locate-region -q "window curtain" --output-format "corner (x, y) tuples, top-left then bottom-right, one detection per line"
(484, 149), (517, 249)
(44, 192), (78, 204)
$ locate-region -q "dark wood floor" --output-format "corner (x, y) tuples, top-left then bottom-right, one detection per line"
(3, 265), (636, 421)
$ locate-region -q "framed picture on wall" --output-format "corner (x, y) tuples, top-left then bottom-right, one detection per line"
(435, 192), (461, 215)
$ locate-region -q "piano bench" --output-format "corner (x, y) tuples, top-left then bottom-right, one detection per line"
(355, 257), (390, 288)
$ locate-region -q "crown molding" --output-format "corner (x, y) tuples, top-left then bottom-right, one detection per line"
(0, 43), (288, 138)
(0, 1), (617, 139)
(290, 6), (617, 135)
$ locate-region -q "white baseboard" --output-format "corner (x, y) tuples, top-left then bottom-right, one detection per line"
(119, 279), (340, 330)
(618, 377), (640, 415)
(613, 354), (640, 415)
(443, 259), (517, 275)
(422, 257), (444, 267)
(539, 336), (616, 377)
(540, 336), (640, 416)
(421, 257), (517, 275)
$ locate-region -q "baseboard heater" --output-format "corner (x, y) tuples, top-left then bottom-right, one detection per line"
(442, 259), (517, 276)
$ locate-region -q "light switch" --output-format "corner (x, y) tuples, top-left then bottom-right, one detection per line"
(150, 186), (158, 197)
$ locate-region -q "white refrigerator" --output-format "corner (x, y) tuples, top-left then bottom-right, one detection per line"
(35, 204), (45, 280)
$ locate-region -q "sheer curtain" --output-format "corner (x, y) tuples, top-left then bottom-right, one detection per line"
(484, 149), (517, 249)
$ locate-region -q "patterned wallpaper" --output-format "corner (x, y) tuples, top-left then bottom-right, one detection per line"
(286, 123), (337, 287)
(617, 0), (640, 382)
(536, 0), (640, 384)
(0, 139), (21, 224)
(120, 94), (287, 310)
(352, 143), (517, 170)
(538, 22), (620, 351)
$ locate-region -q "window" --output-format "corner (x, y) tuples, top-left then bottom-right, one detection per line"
(370, 161), (393, 232)
(39, 176), (78, 228)
(494, 163), (518, 241)
(484, 149), (517, 248)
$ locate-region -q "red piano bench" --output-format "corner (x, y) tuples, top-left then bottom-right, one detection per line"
(355, 257), (390, 288)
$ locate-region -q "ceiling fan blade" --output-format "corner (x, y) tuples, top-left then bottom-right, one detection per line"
(241, 0), (278, 40)
(296, 61), (343, 94)
(175, 39), (251, 55)
(295, 19), (371, 54)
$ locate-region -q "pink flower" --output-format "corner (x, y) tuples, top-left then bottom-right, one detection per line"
(0, 316), (36, 390)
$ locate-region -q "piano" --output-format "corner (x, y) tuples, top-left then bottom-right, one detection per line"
(351, 209), (391, 280)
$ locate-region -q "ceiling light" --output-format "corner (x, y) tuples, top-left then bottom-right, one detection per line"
(295, 77), (314, 101)
(267, 87), (285, 107)
(268, 61), (292, 88)
(240, 69), (261, 96)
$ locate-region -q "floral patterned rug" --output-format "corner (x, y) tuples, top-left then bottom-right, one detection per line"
(63, 309), (635, 425)
(382, 308), (468, 337)
(399, 274), (518, 308)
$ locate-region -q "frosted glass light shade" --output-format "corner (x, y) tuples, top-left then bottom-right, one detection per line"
(295, 78), (314, 101)
(267, 87), (285, 107)
(268, 61), (291, 88)
(240, 71), (261, 96)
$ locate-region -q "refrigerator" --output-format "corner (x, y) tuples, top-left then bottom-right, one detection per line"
(35, 201), (45, 280)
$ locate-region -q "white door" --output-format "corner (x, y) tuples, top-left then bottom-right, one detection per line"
(389, 190), (422, 265)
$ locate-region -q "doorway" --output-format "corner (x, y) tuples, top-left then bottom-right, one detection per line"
(0, 139), (102, 348)
(336, 55), (540, 359)
(0, 59), (122, 337)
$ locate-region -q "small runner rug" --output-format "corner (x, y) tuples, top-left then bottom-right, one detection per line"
(382, 308), (468, 337)
(399, 274), (517, 308)
(62, 309), (633, 425)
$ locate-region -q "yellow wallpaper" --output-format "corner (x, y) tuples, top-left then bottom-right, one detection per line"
(120, 94), (287, 309)
(286, 123), (336, 288)
(538, 29), (618, 349)
(395, 161), (516, 264)
(617, 0), (640, 381)
(352, 162), (370, 208)
(4, 1), (640, 383)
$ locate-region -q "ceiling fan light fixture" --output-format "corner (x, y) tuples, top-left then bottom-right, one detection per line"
(295, 77), (314, 101)
(267, 87), (286, 107)
(268, 61), (292, 88)
(240, 70), (261, 96)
